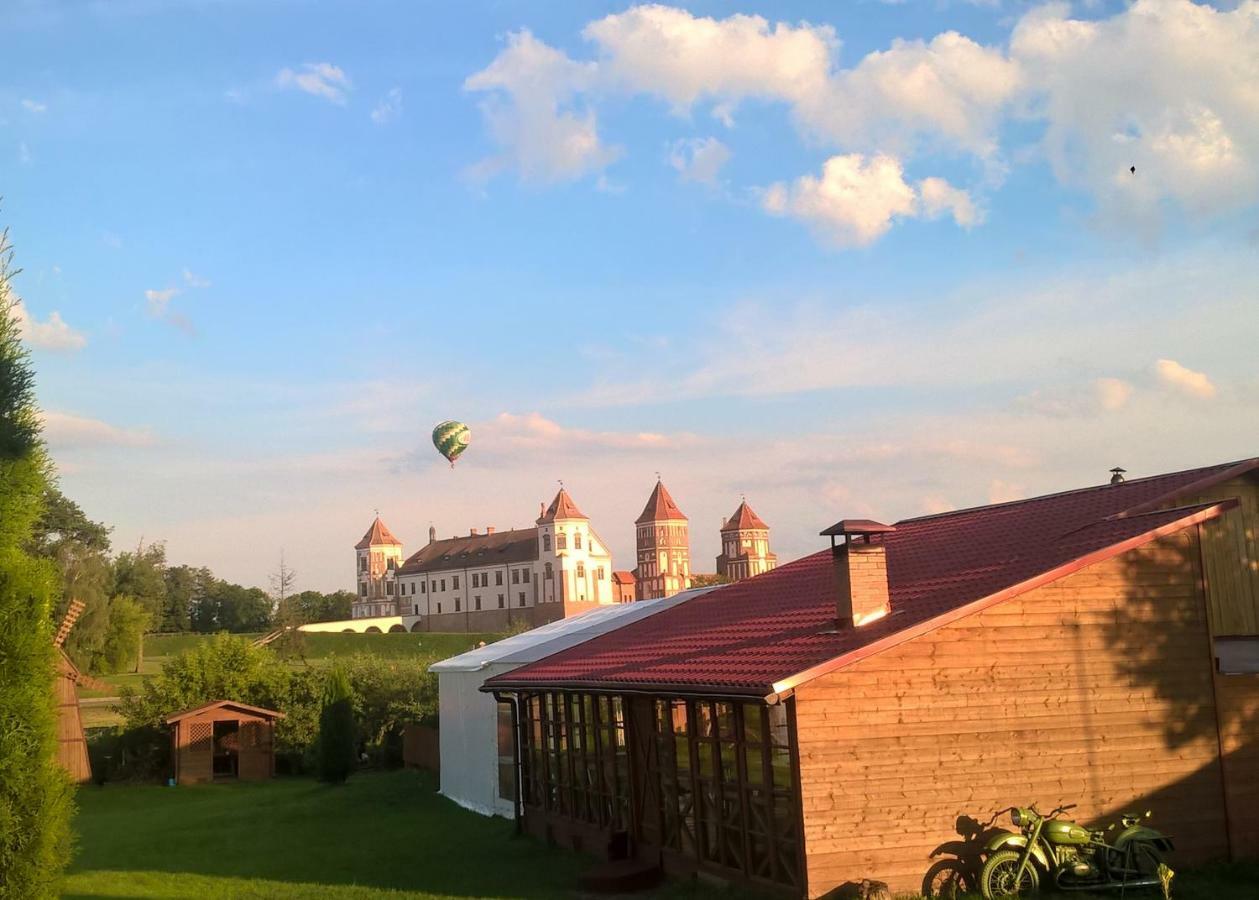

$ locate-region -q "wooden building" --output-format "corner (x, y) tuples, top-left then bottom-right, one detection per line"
(166, 700), (284, 785)
(485, 458), (1259, 897)
(55, 649), (92, 783)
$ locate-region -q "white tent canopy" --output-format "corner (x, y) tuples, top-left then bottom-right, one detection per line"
(433, 588), (712, 817)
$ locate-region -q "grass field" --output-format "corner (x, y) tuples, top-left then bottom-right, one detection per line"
(64, 770), (737, 900)
(64, 769), (1257, 900)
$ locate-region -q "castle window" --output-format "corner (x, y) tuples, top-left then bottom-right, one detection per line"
(359, 584), (367, 597)
(413, 604), (418, 615)
(557, 533), (567, 550)
(512, 569), (519, 584)
(440, 579), (446, 591)
(518, 592), (525, 606)
(387, 557), (396, 570)
(359, 556), (367, 572)
(573, 532), (582, 550)
(387, 582), (394, 595)
(522, 569), (531, 583)
(596, 567), (605, 580)
(475, 596), (481, 610)
(456, 599), (461, 612)
(437, 603), (442, 614)
(452, 576), (460, 589)
(421, 582), (427, 594)
(498, 594), (504, 608)
(496, 570), (503, 586)
(577, 563), (585, 578)
(545, 562), (553, 580)
(543, 534), (551, 552)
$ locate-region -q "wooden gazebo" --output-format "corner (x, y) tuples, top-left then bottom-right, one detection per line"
(165, 700), (284, 784)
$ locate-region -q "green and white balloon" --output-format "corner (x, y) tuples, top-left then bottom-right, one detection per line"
(432, 420), (471, 467)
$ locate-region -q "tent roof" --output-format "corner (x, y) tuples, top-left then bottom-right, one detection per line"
(431, 588), (713, 674)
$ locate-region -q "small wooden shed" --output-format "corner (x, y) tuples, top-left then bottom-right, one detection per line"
(165, 700), (284, 785)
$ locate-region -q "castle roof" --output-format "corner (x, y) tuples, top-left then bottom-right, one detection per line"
(486, 457), (1256, 698)
(537, 487), (587, 524)
(397, 527), (538, 575)
(355, 516), (402, 550)
(722, 500), (768, 532)
(636, 480), (687, 524)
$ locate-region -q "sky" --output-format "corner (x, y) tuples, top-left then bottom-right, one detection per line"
(3, 0), (1257, 593)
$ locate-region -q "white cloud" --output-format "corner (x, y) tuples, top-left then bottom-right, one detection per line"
(464, 30), (618, 183)
(479, 412), (698, 457)
(1095, 377), (1134, 411)
(918, 176), (983, 228)
(762, 154), (976, 246)
(275, 63), (351, 105)
(667, 137), (731, 185)
(39, 411), (155, 449)
(18, 142), (31, 165)
(21, 99), (47, 113)
(10, 299), (87, 351)
(370, 87), (402, 124)
(182, 268), (211, 289)
(1155, 358), (1216, 398)
(1010, 0), (1259, 224)
(145, 287), (178, 317)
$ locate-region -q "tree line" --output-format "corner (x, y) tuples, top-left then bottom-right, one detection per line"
(29, 487), (353, 676)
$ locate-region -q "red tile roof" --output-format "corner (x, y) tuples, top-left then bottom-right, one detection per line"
(355, 516), (402, 549)
(486, 458), (1256, 698)
(537, 488), (587, 523)
(636, 479), (687, 524)
(722, 500), (768, 532)
(612, 570), (636, 585)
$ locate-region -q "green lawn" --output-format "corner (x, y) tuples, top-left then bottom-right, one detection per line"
(64, 770), (733, 900)
(63, 770), (1257, 899)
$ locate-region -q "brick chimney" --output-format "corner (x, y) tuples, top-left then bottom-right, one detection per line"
(470, 527), (479, 536)
(820, 519), (896, 628)
(486, 526), (495, 535)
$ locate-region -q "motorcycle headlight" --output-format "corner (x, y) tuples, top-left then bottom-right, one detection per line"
(1011, 809), (1022, 826)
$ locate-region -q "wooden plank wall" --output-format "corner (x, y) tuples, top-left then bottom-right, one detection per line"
(794, 530), (1232, 897)
(1212, 670), (1259, 858)
(55, 658), (91, 783)
(1190, 476), (1259, 636)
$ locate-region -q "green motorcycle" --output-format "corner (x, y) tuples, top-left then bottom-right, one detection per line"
(980, 803), (1174, 898)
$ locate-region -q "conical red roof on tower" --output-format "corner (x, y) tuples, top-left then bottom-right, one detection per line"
(537, 487), (587, 523)
(636, 479), (687, 524)
(355, 516), (402, 549)
(722, 499), (768, 532)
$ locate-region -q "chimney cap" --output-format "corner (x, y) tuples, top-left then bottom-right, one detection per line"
(820, 518), (897, 538)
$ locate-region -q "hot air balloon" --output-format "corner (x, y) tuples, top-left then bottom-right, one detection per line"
(432, 420), (471, 467)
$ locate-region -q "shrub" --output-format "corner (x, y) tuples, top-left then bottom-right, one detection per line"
(318, 667), (356, 784)
(0, 233), (72, 899)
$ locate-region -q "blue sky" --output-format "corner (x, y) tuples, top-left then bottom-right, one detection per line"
(4, 0), (1257, 591)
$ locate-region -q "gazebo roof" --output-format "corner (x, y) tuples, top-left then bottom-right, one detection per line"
(165, 699), (286, 724)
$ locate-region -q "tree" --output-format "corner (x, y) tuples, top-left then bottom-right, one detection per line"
(269, 550), (296, 610)
(0, 228), (72, 898)
(99, 596), (149, 674)
(689, 573), (732, 588)
(112, 541), (167, 625)
(317, 667), (356, 784)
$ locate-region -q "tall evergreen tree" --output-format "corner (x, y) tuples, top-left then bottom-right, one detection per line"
(317, 666), (356, 784)
(0, 228), (72, 898)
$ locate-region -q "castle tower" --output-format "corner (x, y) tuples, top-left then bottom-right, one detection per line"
(635, 479), (691, 600)
(354, 516), (403, 619)
(537, 487), (614, 617)
(716, 499), (777, 582)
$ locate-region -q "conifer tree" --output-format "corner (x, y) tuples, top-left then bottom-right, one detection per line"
(317, 666), (356, 784)
(0, 227), (72, 899)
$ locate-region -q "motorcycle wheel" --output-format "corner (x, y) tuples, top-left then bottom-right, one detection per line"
(980, 849), (1040, 899)
(922, 859), (972, 899)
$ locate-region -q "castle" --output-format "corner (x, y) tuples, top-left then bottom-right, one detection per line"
(348, 480), (776, 632)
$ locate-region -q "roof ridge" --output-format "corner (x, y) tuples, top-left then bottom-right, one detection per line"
(894, 458), (1253, 526)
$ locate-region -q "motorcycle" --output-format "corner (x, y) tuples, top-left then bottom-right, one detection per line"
(922, 810), (1011, 898)
(979, 803), (1175, 898)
